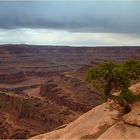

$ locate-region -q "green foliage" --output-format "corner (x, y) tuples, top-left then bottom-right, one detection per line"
(86, 61), (116, 93)
(97, 95), (108, 104)
(86, 60), (135, 95)
(86, 59), (140, 107)
(124, 58), (140, 79)
(120, 89), (140, 103)
(120, 89), (136, 103)
(112, 64), (131, 91)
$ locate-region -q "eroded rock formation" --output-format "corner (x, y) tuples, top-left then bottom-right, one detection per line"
(40, 82), (90, 112)
(0, 92), (78, 139)
(30, 83), (140, 140)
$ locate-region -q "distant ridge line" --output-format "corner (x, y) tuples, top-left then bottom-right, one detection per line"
(0, 44), (140, 48)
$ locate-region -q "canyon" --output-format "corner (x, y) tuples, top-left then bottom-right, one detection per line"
(30, 83), (140, 139)
(0, 44), (139, 139)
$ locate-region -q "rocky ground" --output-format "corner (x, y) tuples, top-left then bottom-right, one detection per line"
(30, 83), (140, 139)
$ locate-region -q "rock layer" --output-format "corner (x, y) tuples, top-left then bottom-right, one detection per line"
(40, 82), (90, 112)
(30, 101), (140, 140)
(0, 45), (140, 76)
(0, 72), (26, 84)
(30, 102), (121, 139)
(0, 92), (78, 139)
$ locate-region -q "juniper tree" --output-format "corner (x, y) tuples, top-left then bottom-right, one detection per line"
(86, 59), (140, 113)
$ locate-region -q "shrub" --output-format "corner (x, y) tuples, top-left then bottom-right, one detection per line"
(120, 90), (138, 103)
(86, 59), (140, 113)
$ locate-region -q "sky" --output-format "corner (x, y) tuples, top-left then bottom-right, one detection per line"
(0, 0), (140, 46)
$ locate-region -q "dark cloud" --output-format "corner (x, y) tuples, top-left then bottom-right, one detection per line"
(0, 1), (140, 34)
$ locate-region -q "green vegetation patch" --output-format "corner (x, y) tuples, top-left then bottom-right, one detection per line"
(86, 58), (140, 113)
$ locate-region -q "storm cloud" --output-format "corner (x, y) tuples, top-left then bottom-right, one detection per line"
(0, 1), (140, 34)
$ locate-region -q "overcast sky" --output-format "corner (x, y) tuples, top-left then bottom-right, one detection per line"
(0, 1), (140, 46)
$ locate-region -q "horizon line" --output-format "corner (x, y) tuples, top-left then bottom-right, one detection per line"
(0, 43), (140, 48)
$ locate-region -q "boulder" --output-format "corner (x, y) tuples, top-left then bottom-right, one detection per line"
(129, 82), (140, 95)
(123, 102), (140, 126)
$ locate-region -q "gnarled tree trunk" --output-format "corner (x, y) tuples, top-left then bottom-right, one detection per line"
(109, 94), (131, 113)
